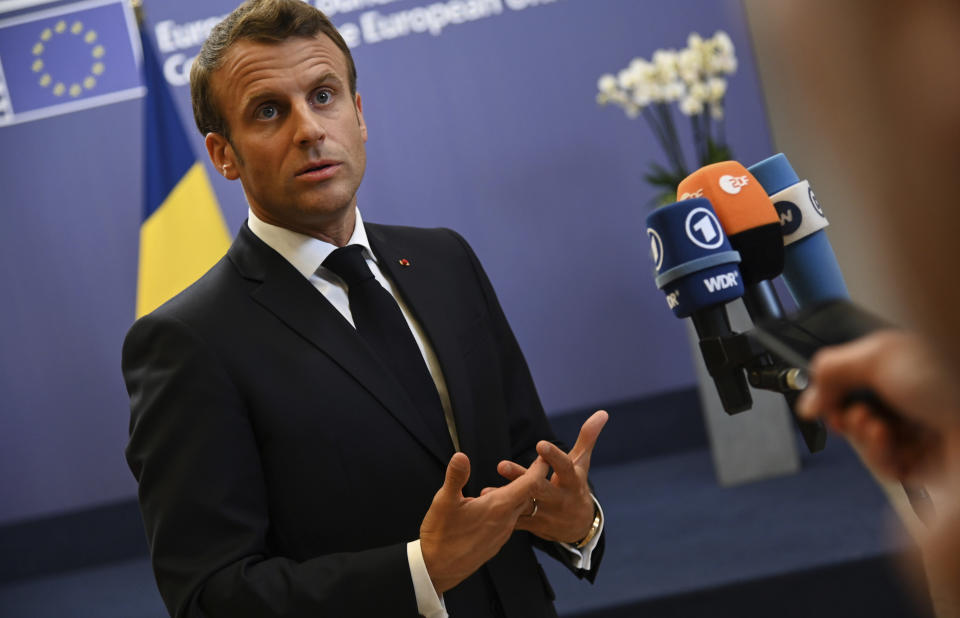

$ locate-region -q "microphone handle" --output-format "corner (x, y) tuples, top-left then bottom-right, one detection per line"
(691, 304), (752, 414)
(742, 280), (785, 320)
(743, 281), (828, 452)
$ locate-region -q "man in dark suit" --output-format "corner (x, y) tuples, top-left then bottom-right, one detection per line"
(123, 1), (607, 616)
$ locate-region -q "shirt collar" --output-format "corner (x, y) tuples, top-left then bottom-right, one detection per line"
(246, 207), (377, 281)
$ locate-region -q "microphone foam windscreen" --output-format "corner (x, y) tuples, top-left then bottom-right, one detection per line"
(748, 153), (849, 304)
(748, 153), (799, 195)
(677, 161), (779, 234)
(678, 162), (784, 283)
(646, 198), (744, 318)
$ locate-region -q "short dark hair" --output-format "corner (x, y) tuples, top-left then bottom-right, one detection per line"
(190, 0), (357, 138)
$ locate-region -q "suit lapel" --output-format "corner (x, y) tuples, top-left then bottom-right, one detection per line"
(367, 226), (483, 478)
(228, 224), (450, 466)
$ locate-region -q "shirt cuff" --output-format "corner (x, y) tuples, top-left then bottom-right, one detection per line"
(407, 540), (447, 618)
(558, 495), (605, 571)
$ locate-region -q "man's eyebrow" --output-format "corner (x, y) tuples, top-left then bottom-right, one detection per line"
(242, 90), (280, 112)
(311, 71), (344, 89)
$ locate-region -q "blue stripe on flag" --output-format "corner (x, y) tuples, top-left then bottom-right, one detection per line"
(140, 24), (193, 221)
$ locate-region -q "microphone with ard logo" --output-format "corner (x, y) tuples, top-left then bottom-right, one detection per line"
(646, 197), (752, 413)
(747, 153), (849, 307)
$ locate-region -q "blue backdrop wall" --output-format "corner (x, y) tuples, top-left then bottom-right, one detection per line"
(0, 0), (773, 524)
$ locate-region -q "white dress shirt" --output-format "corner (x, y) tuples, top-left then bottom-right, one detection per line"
(246, 208), (602, 618)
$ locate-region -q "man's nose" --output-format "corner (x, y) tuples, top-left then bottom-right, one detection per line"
(292, 101), (325, 146)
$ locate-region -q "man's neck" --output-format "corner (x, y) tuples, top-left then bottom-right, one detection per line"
(251, 205), (357, 247)
(309, 207), (356, 247)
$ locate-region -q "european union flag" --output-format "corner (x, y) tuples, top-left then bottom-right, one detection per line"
(0, 0), (143, 126)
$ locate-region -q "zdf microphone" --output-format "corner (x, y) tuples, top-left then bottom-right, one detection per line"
(677, 161), (787, 323)
(676, 161), (784, 286)
(646, 197), (751, 413)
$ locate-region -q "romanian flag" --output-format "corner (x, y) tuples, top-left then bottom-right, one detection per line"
(136, 24), (229, 317)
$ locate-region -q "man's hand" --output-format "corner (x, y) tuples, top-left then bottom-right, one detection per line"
(420, 451), (549, 595)
(488, 409), (609, 544)
(797, 330), (960, 482)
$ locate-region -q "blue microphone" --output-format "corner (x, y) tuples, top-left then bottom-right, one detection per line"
(748, 154), (849, 307)
(647, 198), (751, 412)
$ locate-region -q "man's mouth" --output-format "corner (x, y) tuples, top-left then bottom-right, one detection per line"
(296, 161), (340, 177)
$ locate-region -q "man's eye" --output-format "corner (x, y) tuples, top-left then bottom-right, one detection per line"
(313, 90), (332, 105)
(256, 105), (278, 120)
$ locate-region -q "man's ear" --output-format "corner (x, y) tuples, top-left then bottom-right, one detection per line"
(355, 92), (367, 143)
(205, 132), (239, 180)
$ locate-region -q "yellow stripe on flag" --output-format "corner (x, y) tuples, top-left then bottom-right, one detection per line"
(136, 162), (231, 317)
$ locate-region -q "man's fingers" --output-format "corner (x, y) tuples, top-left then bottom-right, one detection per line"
(537, 441), (576, 482)
(441, 452), (471, 499)
(862, 416), (900, 477)
(497, 460), (527, 481)
(809, 335), (886, 387)
(527, 455), (550, 479)
(495, 456), (548, 505)
(803, 331), (900, 416)
(569, 409), (609, 465)
(797, 385), (821, 420)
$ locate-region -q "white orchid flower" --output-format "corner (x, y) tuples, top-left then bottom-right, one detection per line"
(679, 95), (704, 116)
(688, 81), (708, 102)
(629, 57), (652, 75)
(617, 68), (636, 90)
(597, 74), (619, 94)
(677, 48), (702, 83)
(707, 76), (727, 102)
(664, 81), (685, 102)
(652, 49), (679, 83)
(632, 86), (653, 108)
(713, 31), (734, 56)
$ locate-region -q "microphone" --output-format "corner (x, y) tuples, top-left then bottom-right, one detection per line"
(677, 161), (784, 287)
(747, 153), (849, 307)
(748, 156), (931, 516)
(677, 161), (786, 320)
(677, 162), (827, 451)
(646, 197), (752, 413)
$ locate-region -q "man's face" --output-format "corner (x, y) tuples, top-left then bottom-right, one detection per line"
(206, 34), (367, 237)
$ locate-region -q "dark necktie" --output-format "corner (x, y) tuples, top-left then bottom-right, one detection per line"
(323, 245), (454, 455)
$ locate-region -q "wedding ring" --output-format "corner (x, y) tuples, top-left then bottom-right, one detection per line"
(528, 498), (538, 518)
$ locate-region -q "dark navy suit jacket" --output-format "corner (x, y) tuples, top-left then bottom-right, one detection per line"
(123, 222), (603, 617)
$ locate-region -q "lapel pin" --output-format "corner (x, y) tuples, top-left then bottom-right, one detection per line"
(398, 258), (411, 267)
